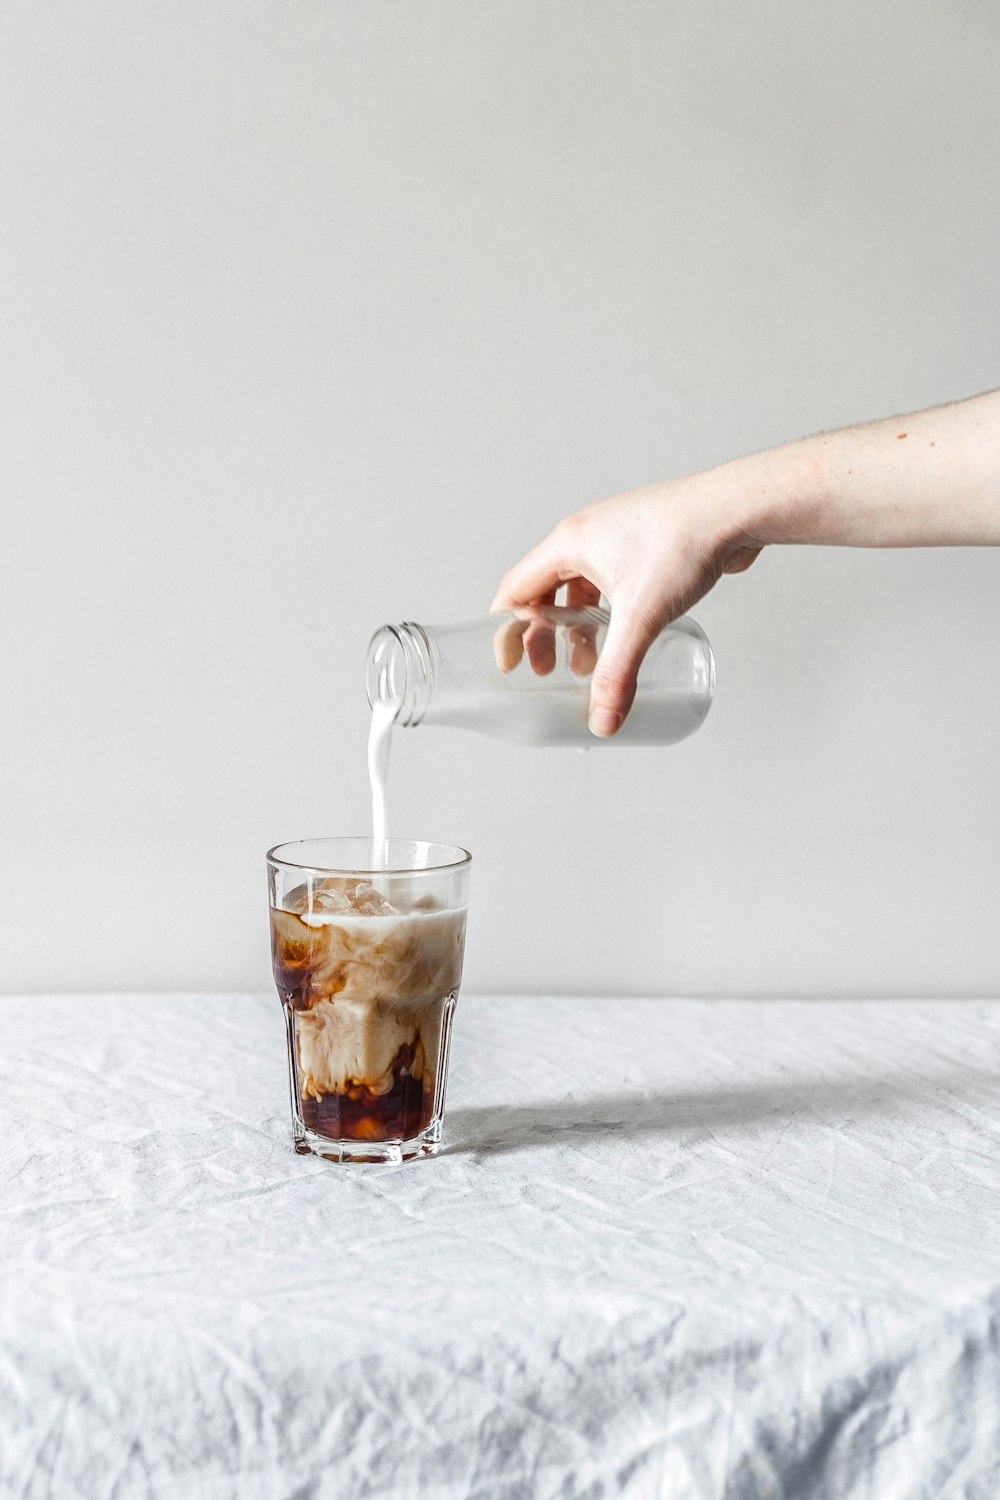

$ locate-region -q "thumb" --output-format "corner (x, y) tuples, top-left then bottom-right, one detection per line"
(588, 603), (661, 738)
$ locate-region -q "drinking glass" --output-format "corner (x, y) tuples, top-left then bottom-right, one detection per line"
(267, 837), (471, 1164)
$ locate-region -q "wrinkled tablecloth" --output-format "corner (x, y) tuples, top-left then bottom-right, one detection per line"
(2, 993), (1000, 1499)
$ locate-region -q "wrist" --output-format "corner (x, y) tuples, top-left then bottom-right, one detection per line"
(714, 439), (829, 551)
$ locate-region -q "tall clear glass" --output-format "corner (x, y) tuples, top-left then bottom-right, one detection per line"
(267, 838), (471, 1165)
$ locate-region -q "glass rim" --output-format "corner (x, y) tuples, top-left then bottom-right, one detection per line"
(266, 837), (472, 877)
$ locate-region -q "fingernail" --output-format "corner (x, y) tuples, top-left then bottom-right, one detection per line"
(589, 707), (621, 738)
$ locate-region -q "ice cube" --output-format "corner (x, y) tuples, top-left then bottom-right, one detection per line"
(311, 886), (353, 915)
(349, 880), (397, 916)
(285, 883), (312, 915)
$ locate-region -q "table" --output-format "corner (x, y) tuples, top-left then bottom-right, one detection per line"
(2, 994), (1000, 1498)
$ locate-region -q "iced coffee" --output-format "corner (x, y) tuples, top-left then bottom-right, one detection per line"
(267, 839), (471, 1164)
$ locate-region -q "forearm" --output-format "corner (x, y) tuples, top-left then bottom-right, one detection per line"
(736, 389), (1000, 550)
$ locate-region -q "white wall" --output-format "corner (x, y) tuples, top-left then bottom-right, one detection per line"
(1, 1), (998, 997)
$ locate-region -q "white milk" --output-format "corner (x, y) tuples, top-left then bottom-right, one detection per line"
(367, 698), (398, 866)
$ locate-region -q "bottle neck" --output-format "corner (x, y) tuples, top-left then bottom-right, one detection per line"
(365, 622), (436, 727)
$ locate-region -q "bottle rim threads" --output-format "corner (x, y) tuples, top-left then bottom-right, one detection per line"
(365, 622), (436, 727)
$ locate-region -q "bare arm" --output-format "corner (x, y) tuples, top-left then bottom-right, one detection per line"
(761, 389), (1000, 548)
(492, 389), (1000, 736)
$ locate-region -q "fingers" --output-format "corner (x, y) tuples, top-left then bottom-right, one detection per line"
(493, 616), (528, 672)
(523, 590), (557, 675)
(492, 603), (557, 676)
(491, 522), (592, 611)
(566, 577), (600, 677)
(588, 602), (661, 738)
(490, 541), (559, 611)
(565, 578), (601, 609)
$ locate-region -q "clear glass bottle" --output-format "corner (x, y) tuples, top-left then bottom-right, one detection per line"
(365, 606), (714, 747)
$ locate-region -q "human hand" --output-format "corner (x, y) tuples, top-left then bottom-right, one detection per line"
(492, 390), (1000, 735)
(491, 473), (763, 735)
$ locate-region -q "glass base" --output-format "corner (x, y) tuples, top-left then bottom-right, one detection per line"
(292, 1117), (443, 1165)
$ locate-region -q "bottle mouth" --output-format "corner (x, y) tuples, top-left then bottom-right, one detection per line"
(365, 622), (434, 727)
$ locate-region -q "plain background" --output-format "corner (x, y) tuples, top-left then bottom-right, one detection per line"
(1, 1), (998, 998)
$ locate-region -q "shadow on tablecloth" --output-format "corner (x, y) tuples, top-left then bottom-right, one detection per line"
(444, 1065), (994, 1157)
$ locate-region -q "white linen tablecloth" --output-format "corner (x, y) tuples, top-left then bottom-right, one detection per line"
(2, 993), (1000, 1499)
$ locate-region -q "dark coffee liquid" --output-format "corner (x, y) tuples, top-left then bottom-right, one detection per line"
(272, 938), (324, 1012)
(297, 1039), (432, 1141)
